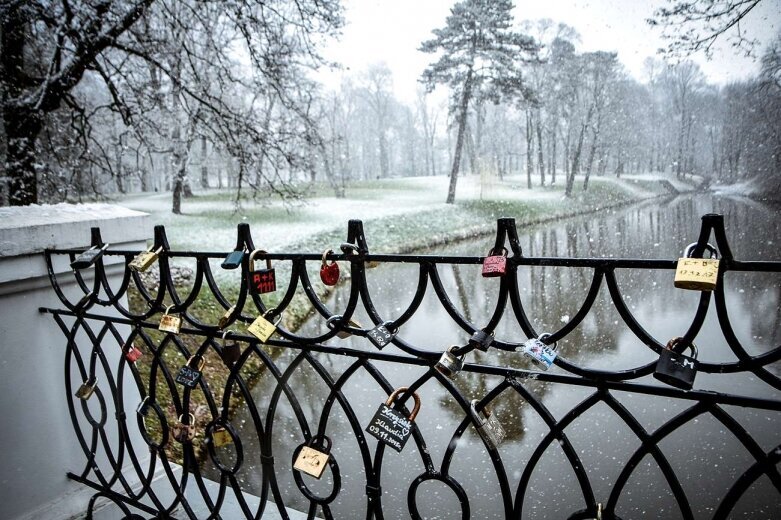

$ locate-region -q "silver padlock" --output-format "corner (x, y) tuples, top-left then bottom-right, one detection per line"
(470, 399), (506, 449)
(520, 333), (557, 370)
(435, 346), (465, 378)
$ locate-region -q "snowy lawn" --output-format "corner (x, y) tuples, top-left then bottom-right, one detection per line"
(116, 173), (677, 256)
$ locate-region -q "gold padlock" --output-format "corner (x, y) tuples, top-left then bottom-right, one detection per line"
(218, 305), (236, 329)
(129, 246), (163, 272)
(248, 310), (282, 342)
(212, 426), (233, 447)
(293, 436), (332, 479)
(75, 378), (98, 400)
(158, 305), (182, 334)
(674, 242), (720, 291)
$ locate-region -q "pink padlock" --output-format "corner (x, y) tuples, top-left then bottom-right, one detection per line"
(481, 248), (508, 277)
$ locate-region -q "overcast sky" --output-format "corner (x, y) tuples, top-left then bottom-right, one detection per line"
(315, 0), (781, 104)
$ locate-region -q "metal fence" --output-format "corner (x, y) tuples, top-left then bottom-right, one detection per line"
(41, 214), (781, 519)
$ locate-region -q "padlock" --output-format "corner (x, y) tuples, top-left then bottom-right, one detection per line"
(75, 378), (98, 400)
(248, 310), (281, 343)
(653, 337), (698, 390)
(221, 249), (245, 270)
(293, 435), (332, 479)
(365, 386), (421, 453)
(247, 249), (276, 295)
(125, 343), (143, 363)
(674, 242), (720, 291)
(175, 356), (206, 388)
(212, 426), (233, 448)
(320, 249), (340, 286)
(367, 321), (396, 349)
(218, 305), (236, 330)
(469, 329), (495, 352)
(481, 247), (508, 277)
(129, 246), (163, 272)
(520, 333), (557, 370)
(435, 346), (465, 379)
(220, 330), (242, 367)
(470, 399), (506, 450)
(136, 396), (151, 417)
(158, 305), (182, 334)
(172, 413), (196, 443)
(326, 315), (363, 339)
(70, 243), (110, 270)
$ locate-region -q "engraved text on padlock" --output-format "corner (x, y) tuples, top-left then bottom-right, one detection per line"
(294, 446), (330, 479)
(367, 322), (395, 349)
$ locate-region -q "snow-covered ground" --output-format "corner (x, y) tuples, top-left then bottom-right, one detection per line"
(113, 172), (680, 253)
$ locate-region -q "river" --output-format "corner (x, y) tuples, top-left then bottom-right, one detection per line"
(208, 194), (781, 519)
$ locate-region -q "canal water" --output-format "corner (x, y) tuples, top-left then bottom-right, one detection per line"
(208, 194), (781, 519)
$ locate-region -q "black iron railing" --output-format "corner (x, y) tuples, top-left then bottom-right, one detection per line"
(41, 214), (781, 519)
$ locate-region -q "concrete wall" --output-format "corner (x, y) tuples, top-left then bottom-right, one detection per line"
(0, 204), (151, 520)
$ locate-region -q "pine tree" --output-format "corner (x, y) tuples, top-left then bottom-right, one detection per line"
(419, 0), (539, 203)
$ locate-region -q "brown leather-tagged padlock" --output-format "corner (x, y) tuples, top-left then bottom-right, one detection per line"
(365, 387), (421, 453)
(248, 310), (281, 343)
(218, 305), (236, 330)
(220, 330), (242, 367)
(75, 378), (98, 400)
(248, 249), (276, 295)
(129, 245), (163, 272)
(481, 247), (508, 277)
(320, 249), (340, 286)
(293, 435), (332, 479)
(173, 413), (196, 443)
(158, 305), (182, 334)
(674, 243), (720, 291)
(326, 315), (363, 339)
(125, 343), (143, 363)
(175, 356), (206, 388)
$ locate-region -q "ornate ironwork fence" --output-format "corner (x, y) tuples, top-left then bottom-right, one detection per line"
(41, 214), (781, 519)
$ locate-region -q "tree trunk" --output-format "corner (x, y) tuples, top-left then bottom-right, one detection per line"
(446, 69), (473, 204)
(2, 7), (41, 205)
(566, 122), (587, 197)
(525, 110), (533, 189)
(536, 109), (545, 186)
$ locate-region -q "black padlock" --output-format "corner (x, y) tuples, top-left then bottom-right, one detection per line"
(220, 331), (242, 367)
(653, 337), (698, 390)
(248, 249), (276, 294)
(70, 244), (109, 270)
(469, 329), (495, 352)
(221, 249), (245, 270)
(367, 321), (396, 349)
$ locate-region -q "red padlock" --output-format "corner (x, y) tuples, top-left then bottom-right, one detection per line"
(125, 344), (143, 363)
(320, 249), (340, 286)
(481, 247), (508, 277)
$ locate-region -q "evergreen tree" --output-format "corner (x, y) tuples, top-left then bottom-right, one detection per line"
(419, 0), (539, 203)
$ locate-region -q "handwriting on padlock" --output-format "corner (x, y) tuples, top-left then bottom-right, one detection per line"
(379, 405), (411, 429)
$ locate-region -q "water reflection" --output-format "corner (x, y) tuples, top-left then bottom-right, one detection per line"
(206, 195), (781, 519)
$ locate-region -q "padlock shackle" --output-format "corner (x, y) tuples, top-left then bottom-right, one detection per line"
(665, 337), (698, 358)
(186, 355), (206, 371)
(177, 412), (195, 424)
(262, 308), (283, 325)
(487, 246), (508, 257)
(446, 345), (465, 360)
(683, 242), (719, 260)
(469, 399), (488, 426)
(248, 249), (272, 271)
(321, 248), (337, 267)
(385, 386), (421, 421)
(309, 434), (332, 452)
(538, 332), (557, 351)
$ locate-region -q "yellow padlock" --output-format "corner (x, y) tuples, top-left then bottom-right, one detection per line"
(129, 246), (163, 272)
(248, 310), (282, 343)
(674, 243), (719, 291)
(158, 305), (182, 334)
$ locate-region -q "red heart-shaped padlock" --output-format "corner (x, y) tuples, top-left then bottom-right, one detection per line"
(320, 249), (340, 286)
